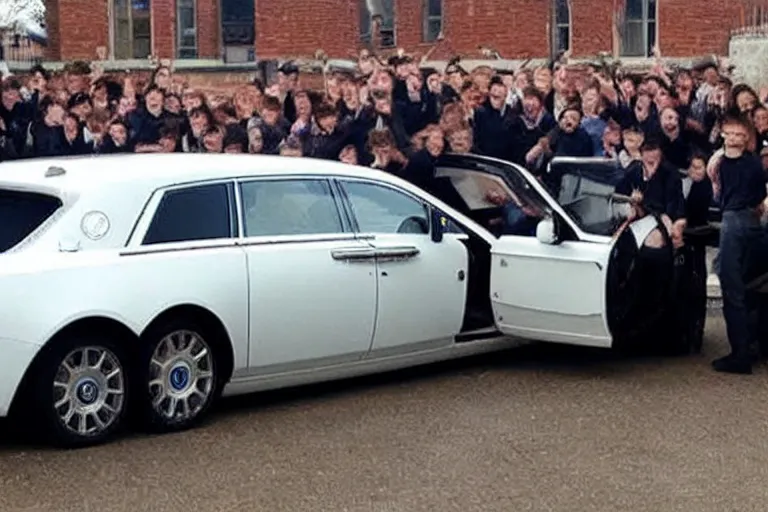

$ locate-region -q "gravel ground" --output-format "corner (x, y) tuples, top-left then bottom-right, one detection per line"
(2, 313), (768, 512)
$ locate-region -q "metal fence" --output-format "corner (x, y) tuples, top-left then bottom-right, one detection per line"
(0, 33), (44, 66)
(732, 1), (768, 36)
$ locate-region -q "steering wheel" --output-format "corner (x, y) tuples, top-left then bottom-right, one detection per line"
(396, 216), (429, 234)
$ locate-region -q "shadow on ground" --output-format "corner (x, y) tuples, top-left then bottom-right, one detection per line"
(0, 337), (690, 452)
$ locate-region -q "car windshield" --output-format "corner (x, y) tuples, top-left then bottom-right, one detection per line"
(0, 189), (62, 252)
(545, 160), (633, 236)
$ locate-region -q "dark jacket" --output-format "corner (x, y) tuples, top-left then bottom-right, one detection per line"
(510, 111), (557, 165)
(301, 121), (349, 161)
(616, 161), (686, 221)
(30, 122), (67, 158)
(473, 101), (517, 161)
(128, 108), (175, 145)
(549, 126), (594, 158)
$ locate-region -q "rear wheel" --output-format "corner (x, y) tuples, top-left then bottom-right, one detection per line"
(30, 336), (129, 448)
(136, 319), (220, 434)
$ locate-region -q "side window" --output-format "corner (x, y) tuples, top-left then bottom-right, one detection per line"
(240, 179), (343, 237)
(143, 183), (233, 245)
(342, 181), (429, 235)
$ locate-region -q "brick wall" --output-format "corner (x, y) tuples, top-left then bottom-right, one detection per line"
(52, 0), (109, 60)
(45, 0), (61, 60)
(442, 0), (550, 59)
(49, 0), (749, 64)
(572, 0), (613, 57)
(254, 0), (358, 59)
(658, 0), (742, 57)
(393, 0), (424, 52)
(197, 0), (220, 59)
(152, 0), (176, 59)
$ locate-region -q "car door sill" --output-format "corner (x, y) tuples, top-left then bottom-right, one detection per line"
(455, 326), (503, 343)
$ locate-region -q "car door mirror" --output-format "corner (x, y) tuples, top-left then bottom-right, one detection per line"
(430, 209), (444, 243)
(535, 218), (558, 245)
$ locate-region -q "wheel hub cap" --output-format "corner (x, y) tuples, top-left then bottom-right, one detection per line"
(76, 378), (100, 405)
(148, 330), (215, 424)
(169, 364), (191, 392)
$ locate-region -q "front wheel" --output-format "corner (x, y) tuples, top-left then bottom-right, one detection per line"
(30, 337), (130, 448)
(136, 320), (220, 434)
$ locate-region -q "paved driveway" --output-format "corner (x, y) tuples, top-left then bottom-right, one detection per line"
(2, 313), (768, 512)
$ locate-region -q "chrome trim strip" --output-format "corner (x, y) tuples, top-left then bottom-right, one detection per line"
(120, 233), (381, 255)
(119, 239), (238, 256)
(236, 233), (375, 247)
(233, 181), (245, 238)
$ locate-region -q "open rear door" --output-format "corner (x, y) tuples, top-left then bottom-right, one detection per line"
(490, 215), (666, 348)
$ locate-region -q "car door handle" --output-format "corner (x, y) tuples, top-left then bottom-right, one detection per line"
(374, 245), (421, 262)
(331, 247), (377, 262)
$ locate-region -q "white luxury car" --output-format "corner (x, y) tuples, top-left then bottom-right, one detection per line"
(0, 153), (704, 447)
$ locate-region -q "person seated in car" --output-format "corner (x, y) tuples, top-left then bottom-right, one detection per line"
(615, 137), (687, 248)
(485, 185), (544, 237)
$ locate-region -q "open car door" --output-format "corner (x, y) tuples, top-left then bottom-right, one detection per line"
(434, 154), (678, 349)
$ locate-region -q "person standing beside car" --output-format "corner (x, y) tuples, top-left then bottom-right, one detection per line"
(707, 114), (768, 374)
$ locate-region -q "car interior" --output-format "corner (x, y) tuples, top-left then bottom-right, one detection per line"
(545, 161), (633, 237)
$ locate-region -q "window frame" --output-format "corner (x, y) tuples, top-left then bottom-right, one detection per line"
(359, 0), (372, 43)
(619, 0), (657, 58)
(335, 177), (433, 237)
(236, 176), (351, 240)
(126, 180), (238, 250)
(551, 0), (571, 55)
(176, 0), (198, 59)
(109, 0), (153, 61)
(359, 0), (397, 48)
(422, 0), (443, 43)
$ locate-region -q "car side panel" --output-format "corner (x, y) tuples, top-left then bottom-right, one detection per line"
(0, 337), (40, 416)
(0, 246), (250, 371)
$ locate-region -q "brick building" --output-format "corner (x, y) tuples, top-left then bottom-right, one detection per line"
(44, 0), (762, 67)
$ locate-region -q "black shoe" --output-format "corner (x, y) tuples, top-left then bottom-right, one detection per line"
(712, 356), (753, 375)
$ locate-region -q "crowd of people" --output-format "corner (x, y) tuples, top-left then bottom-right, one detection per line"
(1, 48), (768, 374)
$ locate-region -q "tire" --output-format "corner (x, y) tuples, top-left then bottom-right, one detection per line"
(136, 318), (221, 434)
(29, 334), (130, 448)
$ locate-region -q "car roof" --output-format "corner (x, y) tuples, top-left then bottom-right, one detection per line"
(0, 153), (394, 191)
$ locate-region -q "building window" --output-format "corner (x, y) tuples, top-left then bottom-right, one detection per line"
(112, 0), (152, 60)
(177, 0), (197, 58)
(221, 0), (255, 46)
(552, 0), (570, 54)
(620, 0), (656, 57)
(359, 0), (372, 43)
(423, 0), (442, 42)
(359, 0), (396, 48)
